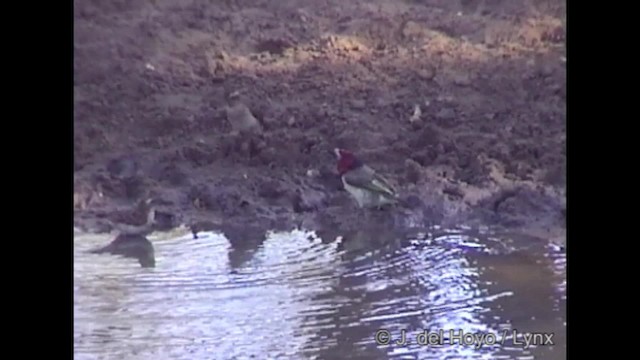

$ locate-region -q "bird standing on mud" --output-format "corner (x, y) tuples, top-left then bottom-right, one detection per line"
(224, 90), (263, 134)
(88, 197), (171, 268)
(110, 197), (157, 228)
(334, 148), (398, 209)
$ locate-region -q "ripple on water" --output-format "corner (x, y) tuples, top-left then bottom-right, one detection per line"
(75, 226), (566, 360)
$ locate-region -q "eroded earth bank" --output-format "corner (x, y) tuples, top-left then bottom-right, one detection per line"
(74, 0), (566, 246)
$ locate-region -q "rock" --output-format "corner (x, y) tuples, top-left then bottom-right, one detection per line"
(150, 163), (190, 187)
(452, 73), (472, 86)
(215, 50), (230, 61)
(418, 66), (436, 80)
(350, 99), (366, 109)
(549, 83), (563, 94)
(402, 21), (423, 39)
(188, 184), (217, 211)
(73, 192), (88, 210)
(443, 185), (465, 199)
(74, 181), (104, 210)
(153, 210), (180, 231)
(106, 156), (139, 179)
(122, 176), (150, 200)
(410, 118), (423, 130)
(405, 158), (423, 184)
(255, 39), (292, 56)
(257, 179), (286, 200)
(436, 108), (456, 120)
(401, 194), (424, 209)
(421, 124), (441, 143)
(292, 189), (327, 213)
(181, 144), (218, 167)
(543, 164), (566, 186)
(538, 64), (554, 77)
(457, 154), (489, 185)
(316, 166), (343, 191)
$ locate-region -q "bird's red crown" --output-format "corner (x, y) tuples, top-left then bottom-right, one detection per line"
(334, 148), (362, 175)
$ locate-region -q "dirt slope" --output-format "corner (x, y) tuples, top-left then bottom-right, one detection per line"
(74, 0), (566, 244)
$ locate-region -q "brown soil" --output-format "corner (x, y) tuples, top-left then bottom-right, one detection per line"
(74, 0), (566, 245)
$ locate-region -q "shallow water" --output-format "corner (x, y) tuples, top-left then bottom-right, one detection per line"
(74, 226), (566, 360)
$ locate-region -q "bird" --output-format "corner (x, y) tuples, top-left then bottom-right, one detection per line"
(333, 148), (398, 209)
(88, 197), (175, 268)
(224, 90), (263, 134)
(110, 197), (157, 228)
(95, 196), (166, 237)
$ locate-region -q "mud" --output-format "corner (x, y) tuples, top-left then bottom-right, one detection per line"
(74, 0), (566, 245)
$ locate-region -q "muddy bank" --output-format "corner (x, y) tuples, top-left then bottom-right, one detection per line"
(74, 0), (566, 245)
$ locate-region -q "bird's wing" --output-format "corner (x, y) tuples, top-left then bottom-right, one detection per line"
(372, 172), (397, 196)
(343, 166), (396, 197)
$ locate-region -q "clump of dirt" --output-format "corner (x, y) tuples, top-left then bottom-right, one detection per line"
(74, 0), (565, 243)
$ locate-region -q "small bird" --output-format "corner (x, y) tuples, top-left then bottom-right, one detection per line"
(334, 148), (398, 209)
(224, 91), (263, 134)
(110, 197), (157, 227)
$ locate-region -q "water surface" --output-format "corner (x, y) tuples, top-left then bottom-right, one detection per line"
(74, 226), (566, 359)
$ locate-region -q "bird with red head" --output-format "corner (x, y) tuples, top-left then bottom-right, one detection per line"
(333, 148), (398, 209)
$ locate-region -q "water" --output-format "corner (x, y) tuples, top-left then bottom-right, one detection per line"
(74, 226), (566, 359)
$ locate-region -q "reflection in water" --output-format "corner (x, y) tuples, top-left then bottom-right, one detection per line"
(88, 233), (156, 268)
(221, 223), (268, 271)
(74, 226), (566, 359)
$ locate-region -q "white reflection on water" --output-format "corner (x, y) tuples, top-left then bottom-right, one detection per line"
(74, 227), (565, 360)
